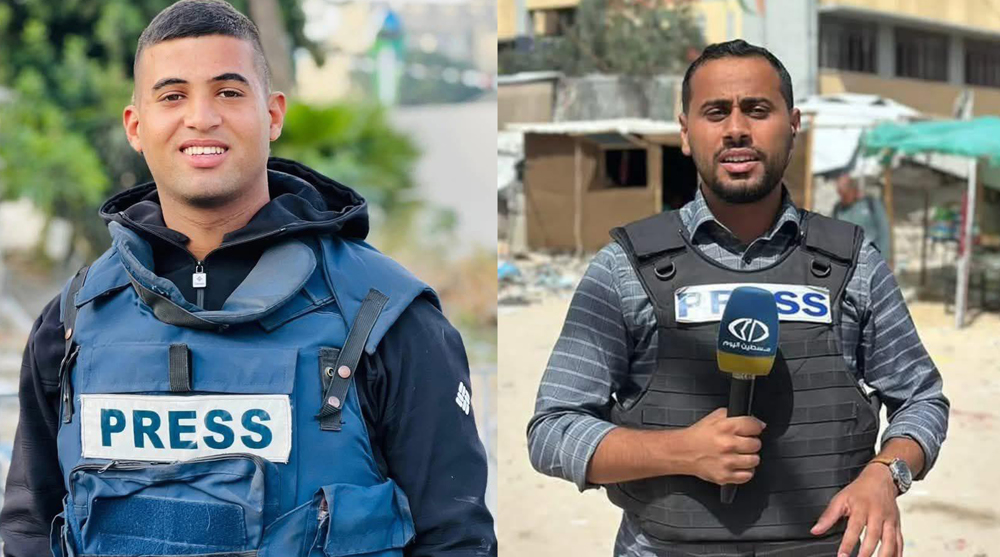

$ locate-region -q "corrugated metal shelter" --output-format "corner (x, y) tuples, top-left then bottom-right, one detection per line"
(508, 119), (814, 253)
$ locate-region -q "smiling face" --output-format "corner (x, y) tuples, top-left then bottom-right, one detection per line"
(123, 35), (285, 209)
(679, 56), (800, 204)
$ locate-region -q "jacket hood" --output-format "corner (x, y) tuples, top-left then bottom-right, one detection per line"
(99, 157), (370, 247)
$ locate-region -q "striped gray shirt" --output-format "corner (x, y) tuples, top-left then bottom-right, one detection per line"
(526, 187), (949, 556)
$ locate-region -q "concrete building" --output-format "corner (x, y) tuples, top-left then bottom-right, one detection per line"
(499, 0), (1000, 118)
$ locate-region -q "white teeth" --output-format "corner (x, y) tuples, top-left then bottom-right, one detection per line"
(182, 146), (226, 155)
(724, 156), (755, 162)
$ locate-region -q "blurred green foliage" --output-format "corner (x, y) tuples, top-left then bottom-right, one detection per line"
(498, 0), (705, 76)
(274, 102), (418, 215)
(274, 101), (421, 250)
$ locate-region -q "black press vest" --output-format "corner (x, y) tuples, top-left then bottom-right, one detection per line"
(606, 210), (881, 543)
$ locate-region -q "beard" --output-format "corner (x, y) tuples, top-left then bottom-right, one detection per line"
(698, 142), (790, 204)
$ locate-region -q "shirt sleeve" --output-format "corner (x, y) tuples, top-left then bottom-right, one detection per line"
(526, 244), (635, 491)
(0, 295), (68, 556)
(856, 244), (949, 480)
(372, 296), (496, 557)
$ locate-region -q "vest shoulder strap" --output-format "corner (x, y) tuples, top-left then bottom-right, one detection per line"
(610, 211), (686, 260)
(61, 265), (90, 350)
(58, 265), (89, 423)
(802, 212), (863, 263)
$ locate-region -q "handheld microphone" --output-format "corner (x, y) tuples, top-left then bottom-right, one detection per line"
(716, 286), (779, 504)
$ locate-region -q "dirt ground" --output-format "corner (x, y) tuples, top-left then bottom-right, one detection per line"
(499, 295), (1000, 556)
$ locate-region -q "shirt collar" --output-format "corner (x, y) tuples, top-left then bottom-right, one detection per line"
(679, 185), (802, 245)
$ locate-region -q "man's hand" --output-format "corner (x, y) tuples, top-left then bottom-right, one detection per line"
(811, 463), (902, 557)
(683, 408), (765, 486)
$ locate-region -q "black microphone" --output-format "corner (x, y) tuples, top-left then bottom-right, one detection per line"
(716, 286), (780, 504)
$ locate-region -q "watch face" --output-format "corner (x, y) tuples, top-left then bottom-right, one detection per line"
(891, 459), (913, 492)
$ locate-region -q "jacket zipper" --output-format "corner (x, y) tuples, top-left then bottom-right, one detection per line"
(193, 261), (207, 308)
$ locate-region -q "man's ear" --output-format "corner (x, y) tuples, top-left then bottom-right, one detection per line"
(790, 107), (801, 140)
(267, 92), (287, 142)
(123, 104), (142, 154)
(679, 112), (691, 156)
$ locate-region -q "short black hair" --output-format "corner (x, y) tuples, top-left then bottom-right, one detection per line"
(682, 39), (793, 113)
(134, 0), (270, 93)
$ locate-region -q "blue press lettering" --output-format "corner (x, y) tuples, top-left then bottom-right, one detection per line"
(677, 292), (699, 318)
(710, 290), (730, 314)
(204, 409), (235, 449)
(101, 408), (126, 447)
(773, 291), (799, 314)
(133, 410), (165, 449)
(168, 410), (198, 450)
(802, 292), (829, 317)
(241, 409), (273, 449)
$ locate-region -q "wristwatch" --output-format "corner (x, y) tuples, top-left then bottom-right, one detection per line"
(870, 457), (912, 495)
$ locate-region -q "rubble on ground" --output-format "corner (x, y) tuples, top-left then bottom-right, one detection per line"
(498, 250), (589, 306)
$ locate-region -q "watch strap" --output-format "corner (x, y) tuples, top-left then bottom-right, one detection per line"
(869, 456), (895, 467)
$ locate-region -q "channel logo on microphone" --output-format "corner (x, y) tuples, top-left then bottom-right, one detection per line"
(728, 318), (770, 343)
(674, 283), (832, 324)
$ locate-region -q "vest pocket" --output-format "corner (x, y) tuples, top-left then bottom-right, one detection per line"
(66, 454), (277, 556)
(319, 479), (415, 557)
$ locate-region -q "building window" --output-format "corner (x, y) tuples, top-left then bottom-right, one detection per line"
(530, 8), (575, 37)
(965, 38), (1000, 88)
(604, 149), (647, 188)
(895, 27), (949, 81)
(819, 16), (878, 73)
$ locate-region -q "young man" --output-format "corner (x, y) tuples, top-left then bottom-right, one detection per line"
(529, 40), (948, 557)
(0, 1), (495, 555)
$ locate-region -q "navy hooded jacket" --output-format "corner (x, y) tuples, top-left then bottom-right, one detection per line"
(0, 158), (496, 556)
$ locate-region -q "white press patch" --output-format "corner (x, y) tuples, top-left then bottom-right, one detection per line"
(80, 394), (292, 463)
(674, 283), (832, 324)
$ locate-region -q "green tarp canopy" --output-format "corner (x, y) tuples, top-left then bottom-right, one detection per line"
(864, 116), (1000, 166)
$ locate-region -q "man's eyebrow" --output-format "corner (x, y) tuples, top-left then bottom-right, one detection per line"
(212, 72), (250, 85)
(740, 97), (775, 107)
(152, 77), (187, 91)
(699, 98), (732, 111)
(151, 73), (250, 91)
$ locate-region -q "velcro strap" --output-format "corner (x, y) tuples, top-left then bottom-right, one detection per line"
(765, 430), (878, 459)
(649, 356), (856, 394)
(616, 211), (686, 259)
(168, 344), (191, 393)
(642, 402), (858, 427)
(660, 335), (842, 361)
(803, 214), (859, 263)
(634, 497), (833, 529)
(318, 347), (348, 431)
(762, 464), (867, 492)
(317, 289), (388, 431)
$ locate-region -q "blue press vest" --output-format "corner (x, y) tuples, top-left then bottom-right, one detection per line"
(50, 221), (433, 556)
